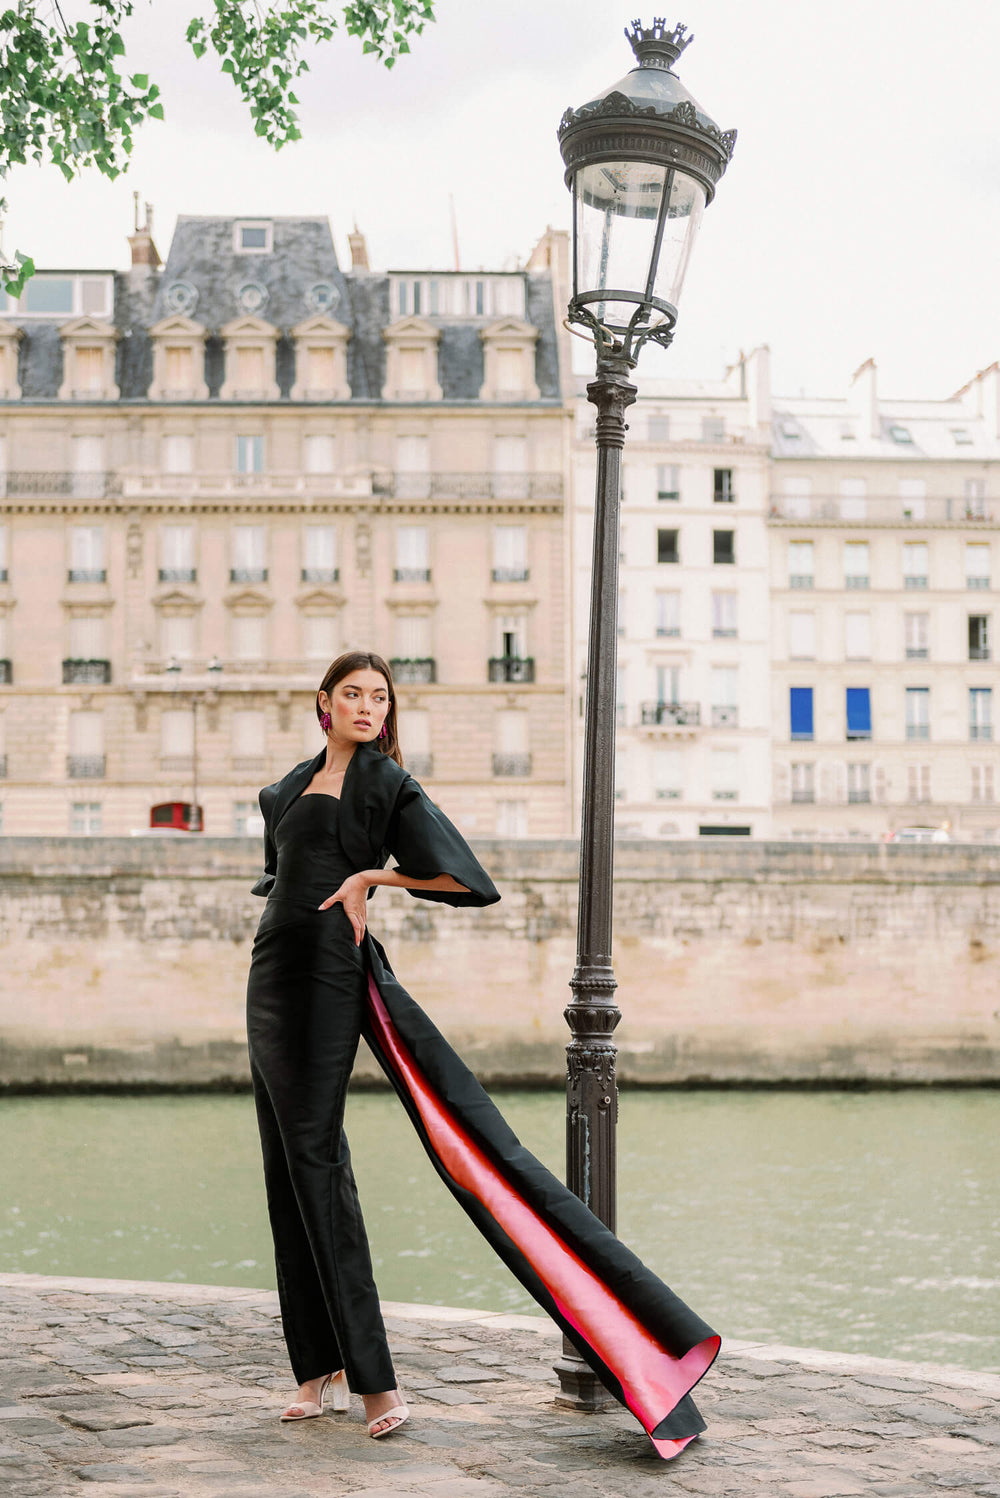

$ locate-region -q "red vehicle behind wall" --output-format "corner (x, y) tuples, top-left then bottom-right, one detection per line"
(149, 801), (203, 832)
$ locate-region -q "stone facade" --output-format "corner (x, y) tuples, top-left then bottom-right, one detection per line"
(0, 216), (573, 839)
(2, 837), (997, 1087)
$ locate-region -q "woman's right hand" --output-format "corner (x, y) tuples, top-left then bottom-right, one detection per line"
(318, 873), (370, 946)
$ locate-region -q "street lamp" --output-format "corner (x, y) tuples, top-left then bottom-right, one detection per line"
(554, 20), (735, 1408)
(164, 655), (223, 832)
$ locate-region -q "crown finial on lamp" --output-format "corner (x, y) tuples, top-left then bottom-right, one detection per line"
(625, 18), (693, 70)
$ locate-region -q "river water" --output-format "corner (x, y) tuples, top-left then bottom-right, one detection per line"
(2, 1090), (997, 1373)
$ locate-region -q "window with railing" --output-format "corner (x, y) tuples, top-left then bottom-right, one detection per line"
(302, 525), (338, 583)
(712, 591), (738, 638)
(390, 657), (436, 684)
(68, 525), (106, 583)
(710, 748), (739, 801)
(970, 687), (993, 741)
(160, 524), (196, 583)
(791, 762), (815, 803)
(905, 687), (930, 741)
(655, 591), (680, 637)
(0, 522), (7, 583)
(235, 434), (264, 475)
(904, 612), (929, 660)
(395, 525), (430, 583)
(968, 615), (991, 662)
(839, 478), (867, 521)
(231, 525), (267, 583)
(652, 747), (682, 800)
(713, 468), (734, 504)
(902, 542), (928, 590)
(656, 463), (680, 501)
(965, 543), (990, 591)
(492, 525), (528, 582)
(711, 668), (738, 728)
(788, 540), (814, 589)
(844, 542), (869, 590)
(847, 762), (871, 803)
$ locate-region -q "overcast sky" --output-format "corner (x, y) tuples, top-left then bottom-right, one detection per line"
(4, 0), (999, 399)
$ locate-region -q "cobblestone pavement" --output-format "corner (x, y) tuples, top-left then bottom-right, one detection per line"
(1, 1274), (998, 1498)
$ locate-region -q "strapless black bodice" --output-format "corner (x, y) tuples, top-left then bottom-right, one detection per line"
(265, 793), (357, 912)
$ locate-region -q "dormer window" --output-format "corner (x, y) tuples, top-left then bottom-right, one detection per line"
(234, 221), (272, 253)
(479, 319), (540, 402)
(951, 428), (974, 446)
(382, 316), (442, 402)
(290, 315), (351, 400)
(219, 315), (279, 400)
(0, 324), (22, 398)
(888, 424), (913, 444)
(148, 315), (209, 401)
(58, 316), (120, 400)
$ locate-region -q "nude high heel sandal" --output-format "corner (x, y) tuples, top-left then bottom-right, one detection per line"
(368, 1401), (409, 1439)
(279, 1370), (349, 1420)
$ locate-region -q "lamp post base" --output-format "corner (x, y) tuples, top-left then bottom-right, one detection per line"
(553, 1345), (614, 1410)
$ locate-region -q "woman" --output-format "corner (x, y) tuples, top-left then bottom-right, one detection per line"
(248, 650), (720, 1457)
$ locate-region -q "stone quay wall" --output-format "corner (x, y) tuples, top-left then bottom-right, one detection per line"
(1, 837), (999, 1088)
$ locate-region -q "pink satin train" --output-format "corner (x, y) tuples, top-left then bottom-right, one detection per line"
(366, 976), (720, 1459)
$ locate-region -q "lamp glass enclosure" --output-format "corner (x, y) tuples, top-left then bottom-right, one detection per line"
(572, 160), (705, 336)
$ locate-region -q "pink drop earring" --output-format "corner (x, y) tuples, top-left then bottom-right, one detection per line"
(379, 723), (387, 740)
(320, 712), (332, 732)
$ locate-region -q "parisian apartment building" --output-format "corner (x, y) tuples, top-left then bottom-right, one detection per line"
(0, 213), (574, 838)
(571, 348), (773, 838)
(570, 350), (1000, 842)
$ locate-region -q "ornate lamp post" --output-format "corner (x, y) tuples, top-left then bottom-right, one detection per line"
(554, 20), (735, 1407)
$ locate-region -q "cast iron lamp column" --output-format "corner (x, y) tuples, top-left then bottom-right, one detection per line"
(553, 19), (735, 1408)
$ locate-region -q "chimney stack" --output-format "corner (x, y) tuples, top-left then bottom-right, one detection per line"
(128, 196), (161, 275)
(348, 225), (370, 272)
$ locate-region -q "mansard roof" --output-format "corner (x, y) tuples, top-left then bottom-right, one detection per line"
(4, 214), (563, 403)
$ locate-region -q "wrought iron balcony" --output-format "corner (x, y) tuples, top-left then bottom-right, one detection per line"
(969, 646), (991, 661)
(769, 493), (996, 524)
(967, 576), (991, 590)
(393, 567), (431, 583)
(905, 724), (930, 740)
(390, 657), (436, 684)
(62, 658), (111, 685)
(492, 753), (532, 777)
(3, 471), (121, 499)
(158, 568), (197, 584)
(67, 569), (107, 584)
(230, 567), (268, 584)
(488, 656), (535, 684)
(639, 700), (701, 728)
(0, 754), (6, 777)
(0, 659), (11, 684)
(0, 568), (7, 582)
(788, 574), (814, 589)
(791, 788), (815, 803)
(406, 753), (434, 779)
(970, 724), (994, 741)
(374, 472), (563, 501)
(848, 788), (872, 804)
(711, 704), (739, 727)
(67, 754), (106, 779)
(301, 568), (339, 584)
(491, 567), (530, 583)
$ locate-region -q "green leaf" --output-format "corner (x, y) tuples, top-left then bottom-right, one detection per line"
(148, 101), (164, 119)
(130, 73), (148, 88)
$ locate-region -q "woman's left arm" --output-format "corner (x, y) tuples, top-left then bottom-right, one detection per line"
(319, 869), (469, 946)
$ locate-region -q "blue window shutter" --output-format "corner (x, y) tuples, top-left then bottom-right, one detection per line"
(790, 687), (814, 739)
(846, 687), (872, 737)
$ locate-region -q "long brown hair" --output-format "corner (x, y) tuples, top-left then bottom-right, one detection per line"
(315, 651), (403, 767)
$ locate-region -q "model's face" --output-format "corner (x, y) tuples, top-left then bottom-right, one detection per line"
(319, 670), (390, 745)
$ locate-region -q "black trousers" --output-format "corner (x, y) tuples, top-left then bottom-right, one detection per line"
(247, 903), (397, 1394)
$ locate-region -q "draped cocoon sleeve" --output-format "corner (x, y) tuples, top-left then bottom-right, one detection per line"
(386, 775), (501, 909)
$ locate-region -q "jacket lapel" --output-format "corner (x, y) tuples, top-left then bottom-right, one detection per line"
(269, 749), (326, 833)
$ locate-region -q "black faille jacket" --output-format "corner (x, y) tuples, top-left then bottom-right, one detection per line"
(251, 740), (500, 908)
